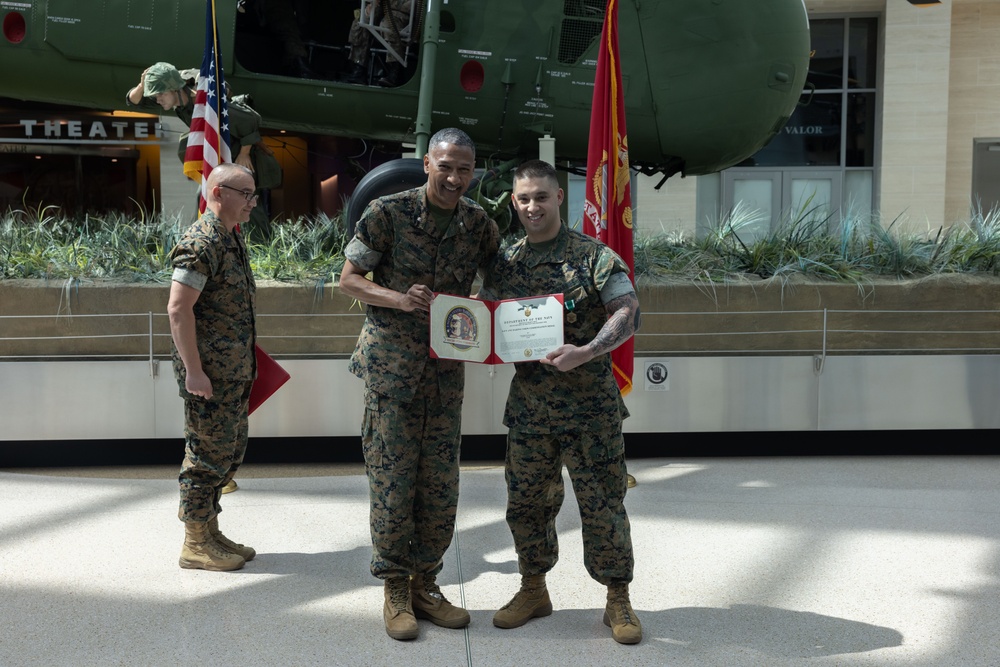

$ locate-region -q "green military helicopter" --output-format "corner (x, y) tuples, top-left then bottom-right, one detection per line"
(0, 0), (810, 224)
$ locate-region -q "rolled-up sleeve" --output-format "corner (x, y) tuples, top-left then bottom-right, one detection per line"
(344, 237), (383, 272)
(171, 266), (207, 292)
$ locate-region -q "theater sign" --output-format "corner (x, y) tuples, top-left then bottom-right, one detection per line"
(2, 111), (164, 145)
(0, 105), (167, 213)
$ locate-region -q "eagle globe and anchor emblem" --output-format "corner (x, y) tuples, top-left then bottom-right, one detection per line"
(445, 306), (478, 351)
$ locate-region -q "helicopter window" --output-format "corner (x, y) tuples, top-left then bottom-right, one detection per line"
(234, 0), (421, 87)
(440, 10), (456, 33)
(558, 18), (602, 65)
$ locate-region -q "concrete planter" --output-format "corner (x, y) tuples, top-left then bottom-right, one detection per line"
(637, 273), (1000, 355)
(0, 279), (362, 358)
(2, 274), (999, 358)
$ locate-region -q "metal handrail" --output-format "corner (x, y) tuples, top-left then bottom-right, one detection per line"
(2, 307), (998, 363)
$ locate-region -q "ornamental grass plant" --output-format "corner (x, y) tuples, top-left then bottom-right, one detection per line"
(3, 202), (1000, 285)
(0, 205), (349, 284)
(633, 203), (1000, 284)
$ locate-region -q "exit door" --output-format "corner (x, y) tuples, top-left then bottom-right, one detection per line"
(972, 138), (1000, 215)
(722, 169), (843, 243)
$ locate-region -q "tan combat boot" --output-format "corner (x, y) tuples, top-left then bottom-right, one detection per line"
(208, 516), (256, 561)
(384, 576), (418, 640)
(410, 573), (470, 628)
(603, 582), (642, 644)
(493, 574), (552, 629)
(179, 521), (245, 571)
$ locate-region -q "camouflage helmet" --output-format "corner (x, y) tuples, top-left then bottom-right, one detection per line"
(142, 62), (185, 96)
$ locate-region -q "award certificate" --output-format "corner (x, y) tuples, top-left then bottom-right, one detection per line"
(429, 293), (564, 364)
(492, 295), (564, 363)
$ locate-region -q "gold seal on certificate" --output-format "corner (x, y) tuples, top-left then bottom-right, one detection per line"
(429, 293), (564, 364)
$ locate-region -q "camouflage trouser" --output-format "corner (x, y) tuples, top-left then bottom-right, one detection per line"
(348, 11), (408, 66)
(361, 380), (462, 579)
(177, 380), (253, 523)
(505, 424), (634, 585)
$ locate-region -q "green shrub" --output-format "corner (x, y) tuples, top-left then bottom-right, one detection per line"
(4, 202), (1000, 285)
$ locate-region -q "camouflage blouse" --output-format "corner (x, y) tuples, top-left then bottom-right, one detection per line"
(482, 223), (630, 434)
(169, 211), (257, 383)
(345, 185), (500, 402)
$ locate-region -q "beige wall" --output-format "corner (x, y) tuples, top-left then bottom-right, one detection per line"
(946, 0), (1000, 222)
(879, 0), (951, 230)
(634, 172), (698, 237)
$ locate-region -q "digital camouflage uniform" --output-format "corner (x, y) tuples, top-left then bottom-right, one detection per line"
(345, 185), (499, 580)
(170, 210), (257, 523)
(481, 222), (635, 585)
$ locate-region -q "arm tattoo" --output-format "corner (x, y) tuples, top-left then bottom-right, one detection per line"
(588, 293), (640, 357)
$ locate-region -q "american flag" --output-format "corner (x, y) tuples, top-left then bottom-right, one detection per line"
(183, 0), (232, 214)
(583, 0), (634, 395)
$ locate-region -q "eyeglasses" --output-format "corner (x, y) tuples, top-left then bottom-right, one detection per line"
(218, 184), (259, 204)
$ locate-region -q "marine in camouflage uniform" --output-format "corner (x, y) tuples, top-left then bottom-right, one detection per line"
(482, 222), (634, 582)
(482, 160), (643, 644)
(346, 184), (498, 577)
(340, 129), (499, 640)
(168, 163), (258, 572)
(125, 62), (274, 241)
(171, 211), (257, 522)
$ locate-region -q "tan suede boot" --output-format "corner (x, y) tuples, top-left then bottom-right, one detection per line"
(410, 573), (470, 628)
(493, 574), (552, 629)
(603, 582), (642, 644)
(208, 516), (256, 561)
(384, 577), (418, 640)
(179, 521), (245, 571)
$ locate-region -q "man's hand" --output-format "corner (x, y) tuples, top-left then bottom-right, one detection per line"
(398, 284), (434, 312)
(540, 344), (594, 372)
(127, 68), (150, 105)
(185, 368), (214, 399)
(235, 145), (254, 172)
(539, 291), (641, 373)
(340, 260), (435, 313)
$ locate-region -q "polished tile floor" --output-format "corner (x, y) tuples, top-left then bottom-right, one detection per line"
(1, 456), (998, 667)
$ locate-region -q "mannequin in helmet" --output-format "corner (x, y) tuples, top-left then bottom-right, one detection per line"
(126, 62), (276, 241)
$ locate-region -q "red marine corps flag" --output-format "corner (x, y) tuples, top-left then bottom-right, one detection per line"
(183, 0), (233, 214)
(583, 0), (634, 395)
